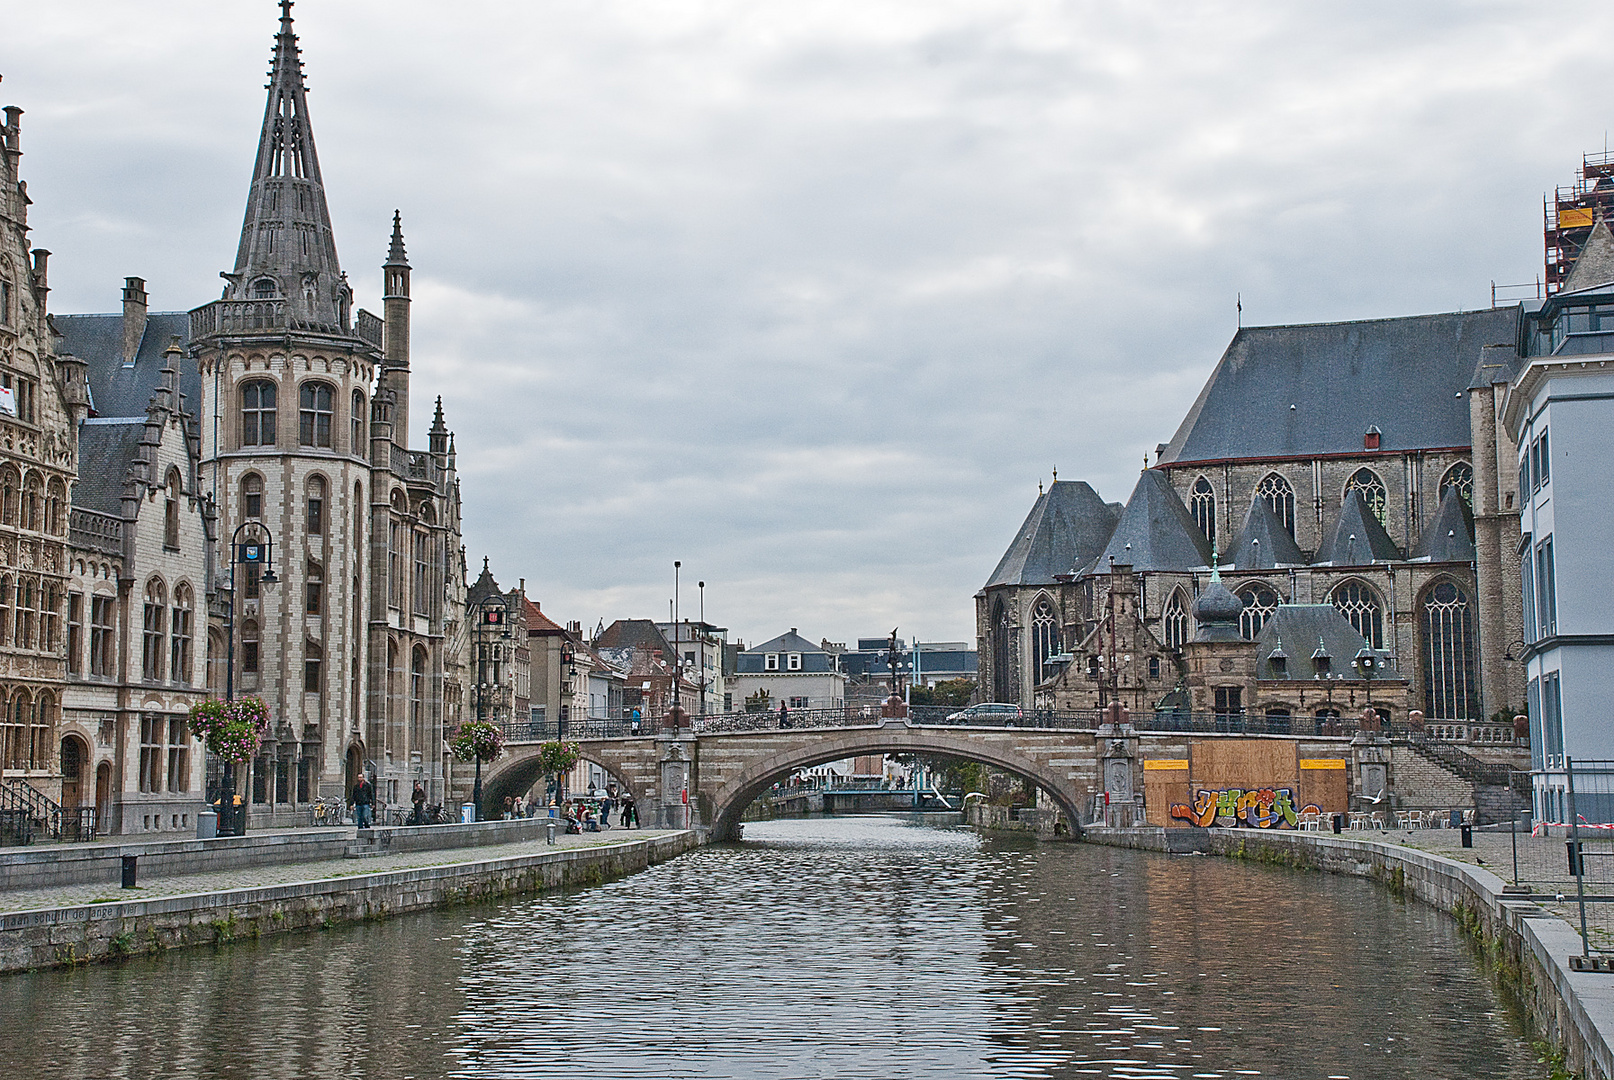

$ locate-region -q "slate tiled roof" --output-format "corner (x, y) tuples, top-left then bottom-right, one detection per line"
(1314, 490), (1401, 565)
(595, 619), (673, 657)
(54, 312), (200, 419)
(1228, 495), (1306, 570)
(72, 419), (144, 515)
(984, 480), (1119, 588)
(1093, 469), (1212, 573)
(1413, 487), (1477, 563)
(736, 629), (840, 674)
(1156, 308), (1520, 465)
(1562, 218), (1614, 295)
(1254, 605), (1401, 682)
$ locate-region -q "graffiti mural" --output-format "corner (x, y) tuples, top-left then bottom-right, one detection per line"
(1169, 787), (1321, 829)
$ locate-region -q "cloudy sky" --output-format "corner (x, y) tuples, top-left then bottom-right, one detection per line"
(5, 1), (1610, 649)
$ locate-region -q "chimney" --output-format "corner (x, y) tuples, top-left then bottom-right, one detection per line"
(122, 277), (148, 364)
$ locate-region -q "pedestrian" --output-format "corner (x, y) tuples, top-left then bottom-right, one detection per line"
(411, 780), (426, 825)
(351, 774), (374, 829)
(621, 792), (637, 829)
(502, 795), (515, 820)
(778, 701), (790, 728)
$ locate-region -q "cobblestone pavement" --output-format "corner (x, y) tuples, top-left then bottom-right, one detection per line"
(0, 827), (676, 915)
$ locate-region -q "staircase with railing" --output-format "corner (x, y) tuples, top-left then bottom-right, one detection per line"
(0, 778), (96, 844)
(1405, 738), (1532, 798)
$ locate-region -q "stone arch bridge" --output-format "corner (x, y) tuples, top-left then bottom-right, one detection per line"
(482, 715), (1117, 840)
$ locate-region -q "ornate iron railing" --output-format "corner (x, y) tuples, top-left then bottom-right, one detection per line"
(0, 778), (96, 843)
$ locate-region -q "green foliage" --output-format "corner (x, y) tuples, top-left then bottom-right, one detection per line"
(108, 932), (137, 960)
(188, 697), (272, 764)
(451, 721), (505, 763)
(537, 740), (582, 774)
(909, 679), (977, 707)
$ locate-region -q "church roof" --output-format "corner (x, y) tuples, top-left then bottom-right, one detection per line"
(1314, 489), (1401, 565)
(1413, 486), (1476, 563)
(1561, 217), (1614, 295)
(53, 312), (200, 419)
(73, 419), (144, 515)
(1254, 605), (1402, 682)
(983, 480), (1118, 588)
(1156, 308), (1519, 465)
(467, 559), (503, 606)
(1228, 494), (1306, 570)
(1093, 469), (1212, 573)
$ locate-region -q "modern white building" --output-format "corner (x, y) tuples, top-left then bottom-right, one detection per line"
(728, 629), (846, 712)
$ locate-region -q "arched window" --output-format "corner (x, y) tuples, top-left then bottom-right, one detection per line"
(353, 481), (365, 550)
(7, 691), (30, 769)
(299, 382), (335, 447)
(170, 583), (193, 685)
(241, 381), (276, 446)
(304, 640), (323, 693)
(39, 581), (59, 651)
(241, 619), (260, 675)
(1030, 596), (1061, 686)
(1422, 580), (1479, 721)
(240, 473), (264, 522)
(142, 578), (166, 682)
(411, 645), (427, 750)
(1256, 472), (1296, 537)
(164, 467), (182, 550)
(1345, 467), (1387, 523)
(13, 576), (35, 650)
(252, 277), (278, 299)
(306, 475), (326, 536)
(352, 390), (366, 457)
(45, 478), (65, 535)
(1162, 589), (1190, 650)
(1190, 476), (1216, 547)
(0, 466), (17, 526)
(1330, 580), (1383, 649)
(21, 475), (40, 531)
(1236, 582), (1280, 639)
(1440, 461), (1474, 508)
(991, 600), (1015, 703)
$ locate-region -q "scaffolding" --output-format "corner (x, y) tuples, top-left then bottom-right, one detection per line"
(1545, 149), (1614, 295)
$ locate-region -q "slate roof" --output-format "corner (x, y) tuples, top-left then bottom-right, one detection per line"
(594, 619), (674, 658)
(1156, 308), (1520, 465)
(1228, 495), (1306, 570)
(984, 480), (1119, 588)
(736, 629), (840, 674)
(1314, 490), (1401, 565)
(467, 559), (503, 606)
(1413, 486), (1476, 563)
(1562, 218), (1614, 295)
(53, 312), (201, 420)
(1093, 469), (1212, 573)
(1254, 605), (1402, 682)
(73, 419), (144, 515)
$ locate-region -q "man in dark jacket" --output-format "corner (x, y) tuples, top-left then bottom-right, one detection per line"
(352, 774), (375, 828)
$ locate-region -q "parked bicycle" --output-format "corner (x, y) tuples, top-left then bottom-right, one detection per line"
(310, 797), (346, 827)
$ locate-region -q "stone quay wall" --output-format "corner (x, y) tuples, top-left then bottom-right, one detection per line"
(0, 830), (699, 975)
(1084, 827), (1613, 1080)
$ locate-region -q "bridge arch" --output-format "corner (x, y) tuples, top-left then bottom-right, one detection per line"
(702, 725), (1090, 841)
(481, 741), (653, 813)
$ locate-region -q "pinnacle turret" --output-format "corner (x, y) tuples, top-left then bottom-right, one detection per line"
(386, 209), (409, 268)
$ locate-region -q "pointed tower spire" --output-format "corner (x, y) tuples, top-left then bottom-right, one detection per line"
(429, 395), (449, 455)
(223, 0), (350, 333)
(381, 210), (413, 444)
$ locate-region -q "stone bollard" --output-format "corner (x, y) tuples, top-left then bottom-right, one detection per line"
(121, 855), (138, 889)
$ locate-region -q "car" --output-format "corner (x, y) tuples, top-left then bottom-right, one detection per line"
(945, 702), (1024, 724)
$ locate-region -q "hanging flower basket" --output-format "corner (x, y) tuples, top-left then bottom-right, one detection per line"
(451, 721), (505, 764)
(537, 740), (582, 775)
(189, 697), (272, 765)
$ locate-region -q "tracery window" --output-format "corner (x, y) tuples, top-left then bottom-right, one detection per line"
(299, 382), (334, 448)
(170, 584), (193, 685)
(1440, 461), (1474, 508)
(1030, 596), (1061, 686)
(1236, 582), (1280, 639)
(13, 577), (35, 650)
(241, 381), (276, 446)
(1256, 472), (1296, 537)
(1344, 467), (1387, 523)
(1421, 580), (1479, 721)
(142, 579), (166, 682)
(1162, 589), (1190, 650)
(89, 596), (115, 677)
(410, 645), (427, 750)
(39, 582), (59, 651)
(1190, 476), (1216, 547)
(1330, 580), (1383, 649)
(991, 601), (1016, 703)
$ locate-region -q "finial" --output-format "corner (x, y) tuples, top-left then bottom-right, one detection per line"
(1210, 546), (1221, 582)
(482, 555), (489, 573)
(1038, 479), (1043, 496)
(387, 210), (409, 265)
(1051, 465), (1057, 482)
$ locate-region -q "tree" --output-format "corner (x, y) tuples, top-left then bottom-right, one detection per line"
(538, 740), (583, 808)
(909, 679), (977, 707)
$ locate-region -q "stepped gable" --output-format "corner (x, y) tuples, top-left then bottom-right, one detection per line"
(1254, 605), (1399, 681)
(1315, 489), (1401, 565)
(1228, 493), (1306, 570)
(1413, 486), (1477, 563)
(1155, 308), (1519, 465)
(984, 480), (1119, 588)
(1093, 469), (1211, 573)
(1561, 217), (1614, 294)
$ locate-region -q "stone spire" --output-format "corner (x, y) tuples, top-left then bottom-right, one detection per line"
(382, 210), (412, 442)
(429, 396), (449, 455)
(223, 0), (351, 333)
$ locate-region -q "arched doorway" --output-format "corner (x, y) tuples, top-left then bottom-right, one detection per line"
(59, 735), (87, 808)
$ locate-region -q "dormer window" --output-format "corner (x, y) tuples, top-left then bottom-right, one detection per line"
(1311, 639), (1331, 676)
(787, 653), (802, 671)
(1269, 642), (1288, 676)
(252, 277), (278, 299)
(764, 653), (779, 671)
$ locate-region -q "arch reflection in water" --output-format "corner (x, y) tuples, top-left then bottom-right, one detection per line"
(0, 816), (1534, 1079)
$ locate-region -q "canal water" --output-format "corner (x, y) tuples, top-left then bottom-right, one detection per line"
(0, 816), (1539, 1079)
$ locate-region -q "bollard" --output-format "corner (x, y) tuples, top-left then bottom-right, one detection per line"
(1460, 823), (1473, 848)
(1332, 813), (1343, 834)
(121, 855), (138, 889)
(1569, 840), (1585, 877)
(546, 820), (556, 846)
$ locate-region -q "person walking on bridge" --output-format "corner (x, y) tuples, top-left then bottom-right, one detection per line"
(779, 701), (791, 728)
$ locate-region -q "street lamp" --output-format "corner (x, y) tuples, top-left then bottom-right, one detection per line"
(222, 521), (278, 837)
(559, 636), (575, 740)
(697, 581), (706, 718)
(472, 593), (509, 820)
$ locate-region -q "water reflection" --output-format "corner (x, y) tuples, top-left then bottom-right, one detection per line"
(0, 815), (1536, 1079)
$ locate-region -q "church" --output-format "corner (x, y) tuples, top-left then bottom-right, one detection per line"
(0, 4), (470, 834)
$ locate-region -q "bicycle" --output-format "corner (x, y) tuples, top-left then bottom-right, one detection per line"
(310, 798), (347, 826)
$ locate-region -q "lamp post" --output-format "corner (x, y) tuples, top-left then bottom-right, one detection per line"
(222, 522), (278, 837)
(697, 581), (706, 718)
(472, 593), (509, 821)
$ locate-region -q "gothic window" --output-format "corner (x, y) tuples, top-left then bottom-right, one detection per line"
(1236, 582), (1280, 639)
(241, 473), (263, 520)
(89, 596), (115, 677)
(66, 592), (82, 675)
(142, 579), (166, 682)
(139, 715), (163, 794)
(252, 277), (278, 299)
(241, 619), (260, 675)
(1440, 461), (1474, 508)
(413, 532), (431, 617)
(0, 466), (16, 525)
(1256, 472), (1296, 537)
(13, 576), (35, 650)
(0, 575), (10, 648)
(1344, 467), (1387, 523)
(21, 476), (40, 531)
(164, 467), (182, 550)
(991, 600), (1016, 703)
(304, 640), (323, 693)
(1190, 476), (1216, 547)
(167, 716), (190, 793)
(170, 584), (193, 685)
(1421, 580), (1479, 721)
(40, 582), (59, 652)
(1030, 596), (1061, 686)
(306, 475), (326, 536)
(353, 481), (365, 551)
(45, 478), (65, 535)
(1162, 589), (1190, 650)
(299, 382), (335, 447)
(241, 381), (276, 447)
(352, 390), (366, 456)
(411, 645), (427, 750)
(1330, 580), (1383, 649)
